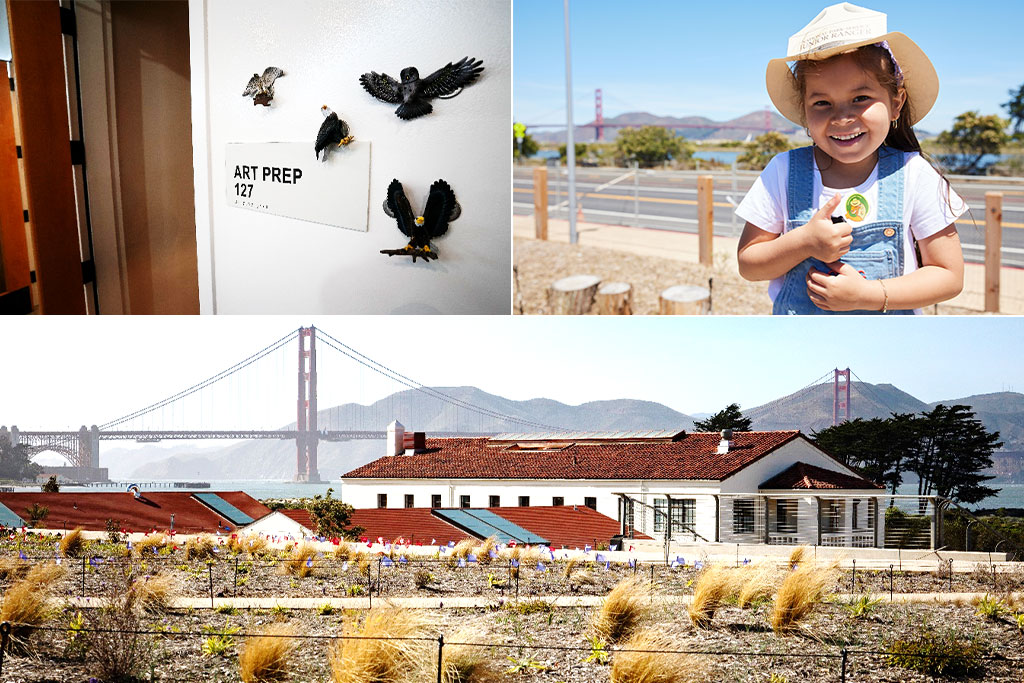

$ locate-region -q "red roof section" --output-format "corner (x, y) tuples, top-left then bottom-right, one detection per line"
(759, 462), (883, 490)
(0, 491), (271, 534)
(342, 432), (803, 481)
(488, 505), (651, 549)
(278, 506), (643, 549)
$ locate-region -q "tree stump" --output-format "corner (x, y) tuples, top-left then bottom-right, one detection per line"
(548, 274), (601, 314)
(596, 282), (633, 315)
(658, 285), (711, 315)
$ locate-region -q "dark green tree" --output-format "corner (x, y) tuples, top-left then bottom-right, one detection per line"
(694, 403), (753, 432)
(738, 131), (791, 170)
(0, 438), (42, 481)
(1003, 83), (1024, 137)
(812, 413), (917, 493)
(908, 404), (1001, 505)
(513, 132), (539, 159)
(25, 503), (49, 527)
(936, 111), (1010, 174)
(615, 126), (690, 168)
(305, 488), (364, 540)
(41, 475), (60, 493)
(558, 142), (588, 162)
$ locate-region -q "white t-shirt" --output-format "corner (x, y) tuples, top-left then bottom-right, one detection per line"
(735, 150), (968, 302)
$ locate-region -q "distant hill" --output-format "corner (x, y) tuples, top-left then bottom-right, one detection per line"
(531, 109), (800, 143)
(119, 385), (1024, 482)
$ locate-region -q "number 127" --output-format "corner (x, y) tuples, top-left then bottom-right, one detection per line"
(235, 183), (253, 197)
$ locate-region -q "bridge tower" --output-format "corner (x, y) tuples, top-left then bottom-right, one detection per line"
(295, 327), (321, 482)
(833, 368), (851, 426)
(595, 89), (604, 141)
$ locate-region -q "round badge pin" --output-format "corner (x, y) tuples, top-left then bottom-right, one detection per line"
(845, 193), (869, 222)
(883, 228), (896, 237)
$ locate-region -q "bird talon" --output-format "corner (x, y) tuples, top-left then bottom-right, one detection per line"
(338, 136), (354, 147)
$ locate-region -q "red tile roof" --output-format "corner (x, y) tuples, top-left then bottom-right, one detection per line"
(759, 462), (883, 490)
(487, 505), (650, 549)
(0, 491), (271, 534)
(342, 432), (803, 481)
(278, 507), (472, 545)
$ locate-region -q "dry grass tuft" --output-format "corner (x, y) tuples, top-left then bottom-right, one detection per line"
(593, 576), (651, 644)
(788, 546), (808, 568)
(24, 561), (66, 588)
(0, 555), (30, 583)
(562, 556), (580, 580)
(688, 565), (741, 628)
(1, 575), (53, 651)
(281, 542), (318, 577)
(770, 561), (838, 633)
(610, 629), (705, 683)
(131, 572), (178, 613)
(440, 627), (501, 683)
(60, 528), (86, 558)
(328, 607), (427, 682)
(334, 540), (352, 561)
(238, 623), (296, 682)
(472, 536), (498, 564)
(736, 562), (781, 608)
(133, 532), (169, 556)
(185, 534), (217, 561)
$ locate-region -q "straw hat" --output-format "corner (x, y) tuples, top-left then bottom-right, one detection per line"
(766, 3), (938, 126)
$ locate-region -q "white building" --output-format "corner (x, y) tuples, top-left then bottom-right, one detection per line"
(339, 422), (904, 548)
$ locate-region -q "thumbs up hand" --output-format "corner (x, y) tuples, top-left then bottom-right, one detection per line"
(798, 194), (851, 262)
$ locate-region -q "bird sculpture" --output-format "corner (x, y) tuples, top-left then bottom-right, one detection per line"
(380, 179), (461, 262)
(359, 57), (484, 120)
(315, 106), (354, 161)
(242, 66), (285, 106)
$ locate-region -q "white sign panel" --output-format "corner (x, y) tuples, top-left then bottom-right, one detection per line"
(225, 141), (371, 231)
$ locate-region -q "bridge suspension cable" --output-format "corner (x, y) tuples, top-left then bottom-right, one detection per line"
(315, 328), (563, 432)
(751, 369), (835, 421)
(99, 329), (299, 430)
(849, 369), (899, 412)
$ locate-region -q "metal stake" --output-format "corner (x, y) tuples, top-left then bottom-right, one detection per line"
(436, 634), (445, 683)
(208, 564), (214, 608)
(948, 558), (953, 592)
(851, 559), (856, 595)
(81, 556), (86, 597)
(889, 564), (894, 601)
(0, 622), (9, 675)
(840, 648), (848, 683)
(233, 557), (238, 595)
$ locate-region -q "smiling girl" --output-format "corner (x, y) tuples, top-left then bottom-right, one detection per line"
(736, 3), (966, 314)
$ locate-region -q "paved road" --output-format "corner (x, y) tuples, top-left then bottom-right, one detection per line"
(513, 167), (1024, 268)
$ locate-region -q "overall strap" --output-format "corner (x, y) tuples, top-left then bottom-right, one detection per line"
(874, 146), (905, 221)
(786, 146), (816, 224)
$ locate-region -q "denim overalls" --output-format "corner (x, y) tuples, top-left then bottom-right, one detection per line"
(772, 145), (912, 315)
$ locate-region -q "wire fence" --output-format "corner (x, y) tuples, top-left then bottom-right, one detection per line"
(0, 619), (1018, 683)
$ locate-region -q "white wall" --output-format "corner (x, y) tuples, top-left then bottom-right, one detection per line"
(719, 437), (871, 493)
(189, 0), (511, 313)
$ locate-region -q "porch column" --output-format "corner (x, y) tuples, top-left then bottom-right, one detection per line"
(712, 495), (720, 542)
(814, 496), (822, 546)
(763, 496), (771, 544)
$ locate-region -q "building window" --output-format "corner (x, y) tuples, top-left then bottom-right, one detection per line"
(825, 499), (844, 532)
(623, 499), (635, 531)
(775, 499), (797, 534)
(518, 496), (530, 507)
(460, 495), (470, 508)
(867, 498), (876, 530)
(851, 499), (860, 530)
(377, 493), (387, 509)
(654, 498), (667, 533)
(552, 496), (564, 506)
(431, 494), (441, 509)
(584, 497), (597, 510)
(733, 499), (755, 535)
(489, 495), (500, 507)
(404, 494), (414, 509)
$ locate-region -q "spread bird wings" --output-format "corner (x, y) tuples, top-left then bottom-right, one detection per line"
(422, 179), (459, 238)
(261, 66), (284, 84)
(384, 180), (417, 237)
(242, 74), (262, 97)
(420, 57), (484, 98)
(359, 71), (402, 104)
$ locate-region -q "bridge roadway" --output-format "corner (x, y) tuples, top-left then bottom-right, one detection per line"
(16, 430), (494, 442)
(513, 166), (1024, 268)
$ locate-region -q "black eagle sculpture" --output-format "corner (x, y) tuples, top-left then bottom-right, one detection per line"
(242, 66), (285, 106)
(359, 57), (484, 120)
(381, 179), (461, 262)
(315, 105), (354, 161)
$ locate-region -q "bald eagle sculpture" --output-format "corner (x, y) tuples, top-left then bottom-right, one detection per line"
(315, 106), (354, 161)
(242, 67), (285, 106)
(359, 57), (484, 120)
(380, 179), (461, 262)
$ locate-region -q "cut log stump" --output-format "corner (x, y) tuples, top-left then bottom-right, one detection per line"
(658, 285), (710, 315)
(596, 281), (633, 315)
(548, 274), (601, 314)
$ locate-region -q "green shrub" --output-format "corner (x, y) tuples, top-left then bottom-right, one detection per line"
(888, 631), (984, 676)
(975, 594), (1005, 620)
(844, 595), (882, 618)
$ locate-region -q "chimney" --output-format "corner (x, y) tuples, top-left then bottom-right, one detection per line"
(387, 420), (405, 456)
(716, 429), (733, 455)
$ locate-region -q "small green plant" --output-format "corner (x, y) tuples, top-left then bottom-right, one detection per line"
(317, 602), (335, 616)
(270, 604), (290, 618)
(505, 655), (548, 673)
(414, 568), (434, 589)
(844, 594), (882, 618)
(768, 674), (790, 683)
(345, 584), (365, 596)
(583, 636), (609, 665)
(975, 594), (1005, 620)
(64, 610), (87, 658)
(487, 572), (507, 589)
(202, 633), (235, 657)
(215, 604), (238, 615)
(508, 599), (553, 615)
(1015, 613), (1024, 631)
(888, 630), (985, 676)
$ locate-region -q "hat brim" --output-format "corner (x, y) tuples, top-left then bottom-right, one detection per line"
(766, 32), (938, 127)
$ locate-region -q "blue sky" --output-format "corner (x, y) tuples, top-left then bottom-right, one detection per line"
(0, 317), (1020, 430)
(514, 0), (1022, 135)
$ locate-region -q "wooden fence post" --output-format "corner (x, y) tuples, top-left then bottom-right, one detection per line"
(533, 167), (548, 240)
(697, 175), (713, 266)
(985, 191), (1002, 313)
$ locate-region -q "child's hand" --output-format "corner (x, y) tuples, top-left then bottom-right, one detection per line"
(798, 194), (851, 262)
(805, 262), (883, 311)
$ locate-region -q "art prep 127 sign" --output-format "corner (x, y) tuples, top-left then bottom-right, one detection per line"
(224, 141), (370, 231)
